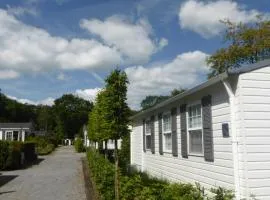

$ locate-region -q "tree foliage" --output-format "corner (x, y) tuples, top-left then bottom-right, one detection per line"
(87, 69), (130, 200)
(0, 89), (93, 141)
(140, 88), (186, 110)
(53, 94), (93, 139)
(207, 18), (270, 78)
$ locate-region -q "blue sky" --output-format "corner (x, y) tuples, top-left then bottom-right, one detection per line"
(0, 0), (269, 109)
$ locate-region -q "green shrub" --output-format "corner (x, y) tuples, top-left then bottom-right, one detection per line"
(0, 141), (9, 169)
(87, 149), (234, 200)
(87, 149), (115, 200)
(5, 141), (24, 170)
(75, 137), (85, 153)
(211, 187), (235, 200)
(26, 136), (55, 155)
(23, 142), (37, 161)
(37, 143), (55, 155)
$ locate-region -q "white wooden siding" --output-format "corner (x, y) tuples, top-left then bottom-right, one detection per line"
(238, 65), (270, 199)
(131, 82), (235, 190)
(131, 121), (143, 170)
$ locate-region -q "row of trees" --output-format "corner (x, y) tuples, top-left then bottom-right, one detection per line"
(0, 91), (93, 141)
(88, 69), (130, 200)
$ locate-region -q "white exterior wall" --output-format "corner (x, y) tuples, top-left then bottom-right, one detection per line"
(0, 130), (2, 140)
(237, 66), (270, 199)
(131, 82), (235, 190)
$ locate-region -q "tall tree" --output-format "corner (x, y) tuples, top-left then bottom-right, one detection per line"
(207, 18), (270, 78)
(104, 69), (130, 200)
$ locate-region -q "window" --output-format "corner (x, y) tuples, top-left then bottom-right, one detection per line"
(163, 113), (172, 151)
(188, 104), (203, 155)
(6, 131), (12, 141)
(13, 131), (19, 141)
(145, 120), (151, 150)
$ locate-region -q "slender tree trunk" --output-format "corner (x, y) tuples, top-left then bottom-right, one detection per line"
(114, 139), (119, 200)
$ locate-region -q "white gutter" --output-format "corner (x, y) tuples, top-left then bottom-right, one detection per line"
(222, 80), (240, 200)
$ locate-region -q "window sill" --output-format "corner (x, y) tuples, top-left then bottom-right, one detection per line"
(188, 153), (204, 157)
(163, 150), (172, 154)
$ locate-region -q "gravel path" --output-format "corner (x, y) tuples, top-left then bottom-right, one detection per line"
(0, 146), (87, 200)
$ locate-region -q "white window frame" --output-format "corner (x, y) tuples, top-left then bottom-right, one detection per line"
(187, 101), (204, 156)
(162, 112), (172, 153)
(145, 119), (151, 150)
(6, 131), (13, 141)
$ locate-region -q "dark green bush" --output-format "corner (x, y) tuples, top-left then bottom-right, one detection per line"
(3, 141), (24, 170)
(23, 142), (37, 162)
(0, 141), (37, 170)
(0, 141), (9, 169)
(75, 137), (85, 153)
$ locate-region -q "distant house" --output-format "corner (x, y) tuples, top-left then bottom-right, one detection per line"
(83, 124), (122, 149)
(130, 59), (270, 200)
(0, 122), (33, 142)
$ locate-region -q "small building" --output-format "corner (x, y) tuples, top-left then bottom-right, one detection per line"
(83, 124), (122, 149)
(0, 122), (33, 142)
(130, 59), (270, 200)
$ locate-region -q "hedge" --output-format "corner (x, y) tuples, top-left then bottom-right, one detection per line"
(87, 149), (234, 200)
(0, 141), (37, 170)
(75, 137), (85, 153)
(26, 136), (56, 155)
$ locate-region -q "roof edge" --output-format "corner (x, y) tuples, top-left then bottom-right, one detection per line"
(130, 72), (228, 120)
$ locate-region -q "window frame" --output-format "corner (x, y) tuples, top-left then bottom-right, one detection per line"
(162, 112), (172, 153)
(6, 131), (13, 141)
(145, 118), (152, 150)
(187, 102), (204, 156)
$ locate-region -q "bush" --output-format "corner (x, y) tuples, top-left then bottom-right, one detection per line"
(23, 142), (37, 162)
(87, 149), (115, 199)
(26, 136), (56, 155)
(87, 149), (234, 200)
(5, 141), (24, 169)
(75, 137), (85, 153)
(0, 141), (9, 169)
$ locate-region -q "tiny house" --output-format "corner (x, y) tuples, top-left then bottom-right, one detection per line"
(130, 59), (270, 200)
(0, 122), (32, 142)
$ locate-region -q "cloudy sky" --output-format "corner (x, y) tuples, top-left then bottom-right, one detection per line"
(0, 0), (269, 109)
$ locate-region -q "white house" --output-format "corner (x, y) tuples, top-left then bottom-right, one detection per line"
(0, 122), (32, 142)
(130, 59), (270, 200)
(83, 125), (122, 149)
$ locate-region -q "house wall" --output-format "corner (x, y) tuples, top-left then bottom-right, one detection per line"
(131, 82), (235, 190)
(0, 130), (2, 140)
(237, 66), (270, 199)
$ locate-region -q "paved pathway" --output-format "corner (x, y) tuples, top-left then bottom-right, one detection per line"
(0, 146), (87, 200)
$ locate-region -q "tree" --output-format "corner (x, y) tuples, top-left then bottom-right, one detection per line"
(170, 88), (186, 96)
(207, 18), (270, 78)
(140, 95), (169, 110)
(104, 69), (130, 200)
(88, 90), (110, 151)
(53, 94), (93, 139)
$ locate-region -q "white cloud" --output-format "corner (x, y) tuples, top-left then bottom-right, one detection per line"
(125, 50), (209, 109)
(0, 9), (166, 79)
(57, 72), (69, 81)
(0, 9), (123, 75)
(80, 16), (167, 64)
(179, 0), (267, 38)
(7, 5), (38, 16)
(7, 95), (55, 106)
(75, 88), (101, 102)
(0, 69), (20, 79)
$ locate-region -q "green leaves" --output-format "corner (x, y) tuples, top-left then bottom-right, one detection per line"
(208, 18), (270, 78)
(88, 69), (130, 142)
